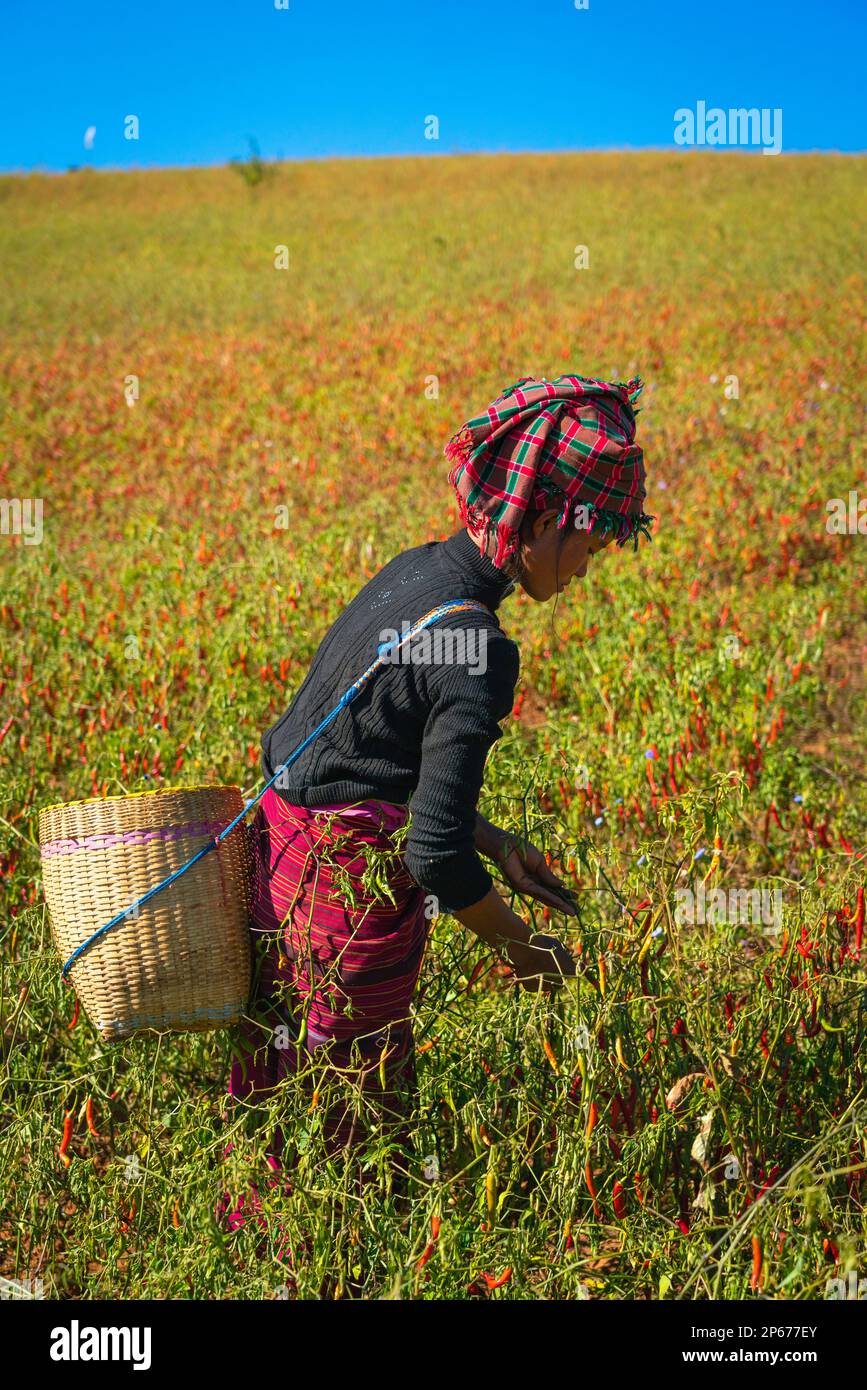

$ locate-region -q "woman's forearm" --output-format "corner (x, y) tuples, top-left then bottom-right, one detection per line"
(452, 886), (532, 953)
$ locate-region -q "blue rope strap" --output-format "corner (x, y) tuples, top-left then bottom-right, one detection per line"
(60, 599), (490, 976)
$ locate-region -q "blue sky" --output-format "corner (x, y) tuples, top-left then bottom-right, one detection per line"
(1, 0), (864, 172)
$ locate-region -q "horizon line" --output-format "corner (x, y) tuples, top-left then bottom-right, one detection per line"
(3, 144), (866, 179)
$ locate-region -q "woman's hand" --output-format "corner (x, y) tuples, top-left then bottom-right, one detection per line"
(476, 818), (578, 918)
(506, 933), (576, 994)
(452, 890), (574, 995)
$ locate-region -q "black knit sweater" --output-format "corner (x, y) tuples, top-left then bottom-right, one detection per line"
(261, 529), (520, 911)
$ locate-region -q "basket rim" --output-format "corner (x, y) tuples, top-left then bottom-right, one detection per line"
(39, 782), (244, 818)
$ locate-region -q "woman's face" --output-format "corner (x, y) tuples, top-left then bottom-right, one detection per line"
(516, 509), (617, 601)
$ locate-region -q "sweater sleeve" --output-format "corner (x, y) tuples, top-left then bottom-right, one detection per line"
(403, 630), (520, 913)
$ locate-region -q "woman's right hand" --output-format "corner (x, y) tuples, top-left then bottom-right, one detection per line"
(453, 889), (575, 993)
(505, 933), (576, 994)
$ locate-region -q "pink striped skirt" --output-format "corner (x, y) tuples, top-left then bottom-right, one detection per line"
(219, 787), (429, 1243)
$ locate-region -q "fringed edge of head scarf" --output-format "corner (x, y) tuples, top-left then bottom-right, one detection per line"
(445, 372), (656, 570)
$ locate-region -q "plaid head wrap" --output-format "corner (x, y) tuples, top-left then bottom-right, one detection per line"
(445, 373), (654, 571)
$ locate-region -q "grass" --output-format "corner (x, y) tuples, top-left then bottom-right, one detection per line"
(1, 150), (866, 1300)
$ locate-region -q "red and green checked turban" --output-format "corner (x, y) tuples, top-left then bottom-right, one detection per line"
(445, 373), (654, 571)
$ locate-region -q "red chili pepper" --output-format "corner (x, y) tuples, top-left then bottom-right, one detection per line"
(609, 1092), (626, 1134)
(481, 1267), (512, 1290)
(416, 1241), (435, 1270)
(85, 1097), (100, 1138)
(0, 716), (13, 745)
(640, 956), (651, 997)
(754, 1165), (780, 1202)
(802, 810), (816, 849)
(466, 958), (488, 995)
(66, 996), (80, 1031)
(58, 1110), (74, 1167)
(612, 1180), (627, 1219)
(585, 1160), (601, 1217)
(750, 1235), (763, 1290)
(795, 925), (817, 961)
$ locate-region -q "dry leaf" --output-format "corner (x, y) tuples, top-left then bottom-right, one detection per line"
(665, 1071), (706, 1112)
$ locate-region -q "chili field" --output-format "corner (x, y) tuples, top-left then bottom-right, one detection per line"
(1, 151), (866, 1300)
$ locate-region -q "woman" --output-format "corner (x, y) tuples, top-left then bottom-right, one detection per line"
(220, 372), (652, 1238)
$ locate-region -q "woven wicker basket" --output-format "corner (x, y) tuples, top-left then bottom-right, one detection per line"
(39, 785), (253, 1042)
